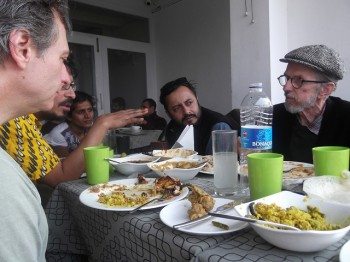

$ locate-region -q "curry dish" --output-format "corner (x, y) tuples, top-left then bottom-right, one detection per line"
(252, 203), (341, 230)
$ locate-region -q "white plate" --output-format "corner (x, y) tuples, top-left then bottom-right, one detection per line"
(159, 198), (248, 235)
(340, 240), (350, 262)
(79, 178), (189, 211)
(239, 161), (314, 186)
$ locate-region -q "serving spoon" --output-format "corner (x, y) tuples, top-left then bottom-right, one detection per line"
(208, 212), (301, 231)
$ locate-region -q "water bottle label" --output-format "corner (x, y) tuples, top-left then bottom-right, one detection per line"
(241, 126), (272, 150)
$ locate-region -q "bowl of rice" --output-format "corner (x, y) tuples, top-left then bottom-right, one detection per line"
(234, 191), (350, 252)
(108, 153), (160, 176)
(147, 157), (206, 180)
(152, 148), (197, 159)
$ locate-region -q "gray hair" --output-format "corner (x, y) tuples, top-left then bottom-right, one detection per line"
(0, 0), (71, 64)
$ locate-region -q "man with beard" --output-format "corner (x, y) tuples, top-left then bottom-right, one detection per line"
(0, 56), (148, 190)
(160, 77), (239, 155)
(273, 44), (350, 163)
(0, 1), (71, 260)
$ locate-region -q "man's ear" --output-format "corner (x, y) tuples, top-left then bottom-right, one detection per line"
(320, 82), (335, 99)
(8, 29), (32, 69)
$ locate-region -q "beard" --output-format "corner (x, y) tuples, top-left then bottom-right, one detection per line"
(181, 107), (202, 125)
(181, 113), (198, 125)
(284, 90), (319, 113)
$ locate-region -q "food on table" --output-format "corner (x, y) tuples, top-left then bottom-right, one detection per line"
(201, 155), (213, 173)
(152, 161), (202, 171)
(239, 162), (314, 180)
(127, 159), (157, 164)
(96, 176), (183, 207)
(212, 221), (229, 230)
(154, 176), (182, 198)
(137, 174), (148, 184)
(187, 185), (215, 220)
(251, 203), (341, 230)
(284, 165), (314, 179)
(153, 148), (196, 158)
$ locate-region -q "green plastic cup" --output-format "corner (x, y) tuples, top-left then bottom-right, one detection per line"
(312, 146), (349, 176)
(109, 148), (114, 174)
(247, 153), (284, 200)
(84, 145), (110, 185)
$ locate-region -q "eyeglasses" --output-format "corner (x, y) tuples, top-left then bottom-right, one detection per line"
(277, 75), (328, 89)
(61, 82), (76, 92)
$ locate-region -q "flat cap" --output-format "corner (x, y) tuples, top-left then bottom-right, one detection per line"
(280, 45), (345, 81)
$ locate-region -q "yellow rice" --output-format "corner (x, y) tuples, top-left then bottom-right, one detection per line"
(253, 203), (340, 230)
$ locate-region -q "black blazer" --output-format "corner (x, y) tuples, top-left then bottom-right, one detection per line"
(272, 96), (350, 162)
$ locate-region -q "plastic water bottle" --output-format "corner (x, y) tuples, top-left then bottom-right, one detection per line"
(240, 83), (273, 165)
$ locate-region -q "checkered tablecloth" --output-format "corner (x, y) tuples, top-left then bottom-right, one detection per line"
(45, 174), (349, 262)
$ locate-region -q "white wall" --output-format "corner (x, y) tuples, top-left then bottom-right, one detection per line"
(153, 0), (232, 115)
(230, 0), (271, 109)
(77, 0), (350, 112)
(269, 0), (287, 105)
(230, 0), (350, 106)
(286, 0), (350, 101)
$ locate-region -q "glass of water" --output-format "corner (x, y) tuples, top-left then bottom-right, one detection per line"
(212, 130), (239, 197)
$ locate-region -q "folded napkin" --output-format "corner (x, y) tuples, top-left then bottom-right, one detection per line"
(172, 125), (194, 150)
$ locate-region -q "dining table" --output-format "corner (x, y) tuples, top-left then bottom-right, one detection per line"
(45, 172), (349, 262)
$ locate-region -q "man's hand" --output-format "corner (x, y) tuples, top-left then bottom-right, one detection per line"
(94, 108), (148, 130)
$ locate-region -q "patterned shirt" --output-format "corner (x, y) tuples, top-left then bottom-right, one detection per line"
(0, 114), (60, 182)
(297, 104), (326, 135)
(44, 122), (81, 153)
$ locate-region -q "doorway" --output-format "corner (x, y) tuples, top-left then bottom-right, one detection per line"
(68, 31), (156, 115)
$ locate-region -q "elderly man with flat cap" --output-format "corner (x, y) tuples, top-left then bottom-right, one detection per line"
(272, 44), (350, 163)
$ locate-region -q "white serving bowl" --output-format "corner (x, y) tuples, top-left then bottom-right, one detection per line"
(152, 148), (198, 159)
(108, 153), (160, 176)
(147, 157), (206, 181)
(234, 191), (350, 252)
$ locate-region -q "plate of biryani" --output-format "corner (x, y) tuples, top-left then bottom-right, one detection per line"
(79, 175), (188, 211)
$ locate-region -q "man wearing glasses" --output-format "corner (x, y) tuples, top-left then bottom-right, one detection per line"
(273, 44), (350, 163)
(0, 55), (148, 194)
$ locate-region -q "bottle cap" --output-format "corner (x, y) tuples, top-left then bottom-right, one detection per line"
(249, 82), (263, 88)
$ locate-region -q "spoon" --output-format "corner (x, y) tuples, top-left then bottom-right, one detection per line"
(105, 158), (122, 164)
(207, 212), (301, 231)
(128, 195), (167, 214)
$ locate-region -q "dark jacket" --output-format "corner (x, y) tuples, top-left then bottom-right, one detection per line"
(141, 112), (167, 130)
(272, 96), (350, 163)
(165, 106), (239, 155)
